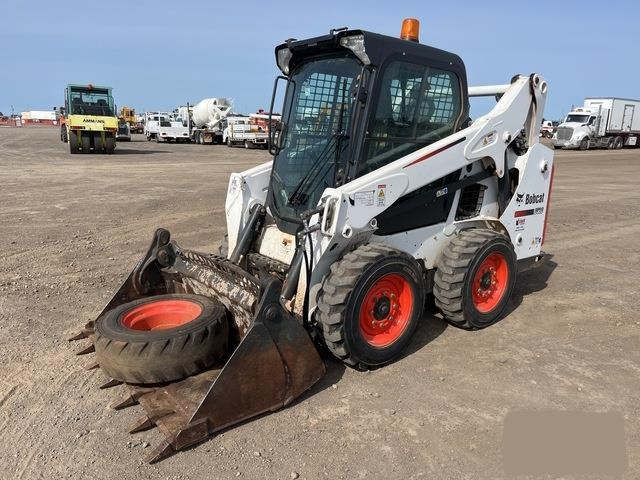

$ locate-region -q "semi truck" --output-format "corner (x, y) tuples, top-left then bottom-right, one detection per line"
(59, 84), (118, 154)
(190, 97), (233, 144)
(553, 97), (640, 150)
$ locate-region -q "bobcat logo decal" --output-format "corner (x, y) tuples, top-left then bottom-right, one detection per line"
(516, 193), (524, 204)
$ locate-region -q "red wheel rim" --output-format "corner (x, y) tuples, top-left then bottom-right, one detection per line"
(471, 252), (509, 313)
(358, 273), (414, 348)
(121, 299), (202, 331)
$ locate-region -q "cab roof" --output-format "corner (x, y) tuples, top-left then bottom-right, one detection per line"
(275, 28), (466, 83)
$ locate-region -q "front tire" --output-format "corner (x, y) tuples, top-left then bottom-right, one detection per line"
(434, 229), (516, 329)
(579, 137), (589, 150)
(316, 243), (425, 369)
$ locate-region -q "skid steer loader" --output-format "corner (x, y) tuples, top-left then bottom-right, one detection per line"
(70, 19), (554, 462)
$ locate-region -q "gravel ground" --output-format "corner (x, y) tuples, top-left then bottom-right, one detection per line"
(0, 127), (638, 479)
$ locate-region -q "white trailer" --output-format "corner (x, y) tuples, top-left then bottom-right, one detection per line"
(554, 97), (640, 150)
(190, 98), (233, 145)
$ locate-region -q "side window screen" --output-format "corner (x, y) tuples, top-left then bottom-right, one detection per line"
(359, 62), (461, 175)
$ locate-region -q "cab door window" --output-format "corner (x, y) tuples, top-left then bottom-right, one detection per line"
(359, 61), (461, 175)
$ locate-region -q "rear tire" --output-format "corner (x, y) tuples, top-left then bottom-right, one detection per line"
(81, 132), (91, 153)
(316, 243), (425, 370)
(93, 133), (104, 153)
(434, 229), (516, 329)
(94, 293), (229, 384)
(69, 131), (79, 153)
(615, 137), (623, 149)
(105, 134), (115, 154)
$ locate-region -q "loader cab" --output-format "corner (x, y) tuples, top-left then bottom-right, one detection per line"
(269, 25), (469, 233)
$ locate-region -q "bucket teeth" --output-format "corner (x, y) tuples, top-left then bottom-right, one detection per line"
(128, 409), (173, 434)
(99, 378), (123, 389)
(68, 322), (96, 341)
(84, 361), (100, 371)
(76, 344), (95, 355)
(68, 331), (88, 341)
(109, 394), (138, 410)
(145, 440), (174, 464)
(128, 415), (155, 434)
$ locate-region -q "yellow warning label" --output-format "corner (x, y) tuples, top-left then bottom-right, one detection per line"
(377, 185), (386, 207)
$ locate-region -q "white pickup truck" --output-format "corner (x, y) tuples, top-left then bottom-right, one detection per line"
(144, 112), (190, 143)
(223, 116), (267, 149)
(223, 113), (281, 149)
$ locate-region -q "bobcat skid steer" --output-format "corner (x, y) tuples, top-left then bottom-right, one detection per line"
(70, 19), (554, 462)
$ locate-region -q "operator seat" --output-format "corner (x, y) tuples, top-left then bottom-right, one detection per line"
(72, 97), (84, 115)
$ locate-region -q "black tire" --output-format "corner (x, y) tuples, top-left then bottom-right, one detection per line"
(81, 132), (91, 153)
(69, 130), (79, 154)
(93, 133), (104, 153)
(105, 134), (115, 154)
(316, 243), (425, 370)
(146, 134), (152, 142)
(615, 137), (623, 149)
(244, 140), (250, 149)
(94, 293), (229, 384)
(155, 134), (161, 143)
(433, 229), (516, 330)
(579, 138), (589, 151)
(607, 138), (615, 150)
(60, 125), (68, 143)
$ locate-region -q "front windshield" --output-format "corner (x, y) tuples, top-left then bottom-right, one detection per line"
(270, 56), (361, 221)
(69, 89), (114, 116)
(565, 114), (590, 124)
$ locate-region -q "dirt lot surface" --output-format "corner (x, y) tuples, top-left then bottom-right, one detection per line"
(1, 127), (639, 479)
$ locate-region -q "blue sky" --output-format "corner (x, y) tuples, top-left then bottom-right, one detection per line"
(1, 1), (638, 120)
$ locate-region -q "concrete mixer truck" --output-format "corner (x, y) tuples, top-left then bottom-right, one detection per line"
(190, 97), (233, 144)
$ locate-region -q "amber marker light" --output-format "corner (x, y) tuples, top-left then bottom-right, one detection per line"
(400, 18), (420, 42)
